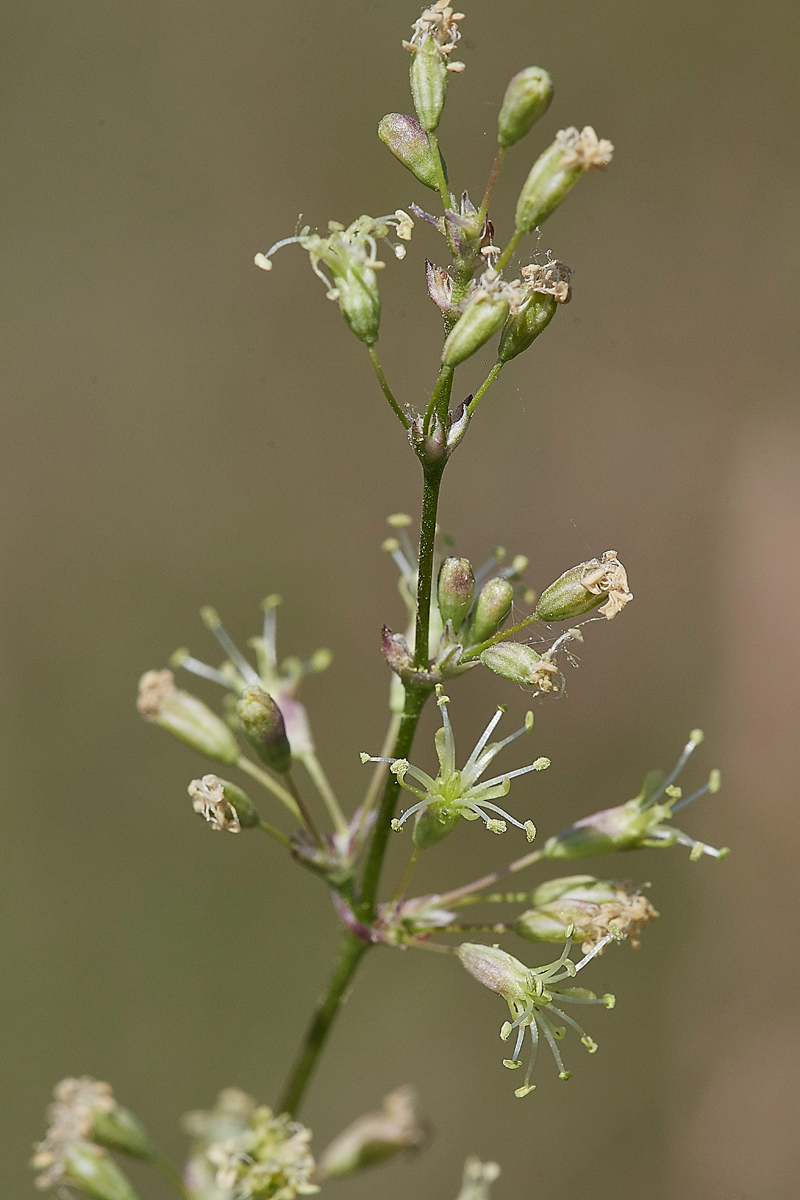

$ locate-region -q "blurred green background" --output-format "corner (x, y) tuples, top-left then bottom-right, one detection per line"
(3, 0), (799, 1196)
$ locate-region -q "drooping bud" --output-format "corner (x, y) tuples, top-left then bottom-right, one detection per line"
(479, 642), (546, 686)
(535, 550), (632, 622)
(317, 1087), (425, 1178)
(437, 557), (475, 633)
(62, 1143), (139, 1200)
(497, 67), (554, 148)
(466, 577), (514, 644)
(497, 292), (557, 362)
(378, 113), (446, 191)
(236, 686), (292, 775)
(137, 670), (239, 764)
(515, 126), (614, 234)
(457, 943), (530, 1002)
(442, 291), (510, 367)
(91, 1108), (157, 1161)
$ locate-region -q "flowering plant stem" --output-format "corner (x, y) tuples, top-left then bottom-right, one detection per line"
(279, 437), (449, 1117)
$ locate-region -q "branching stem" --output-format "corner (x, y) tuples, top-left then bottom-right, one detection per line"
(368, 344), (410, 429)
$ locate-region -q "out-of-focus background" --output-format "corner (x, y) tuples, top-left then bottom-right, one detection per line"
(2, 1), (799, 1196)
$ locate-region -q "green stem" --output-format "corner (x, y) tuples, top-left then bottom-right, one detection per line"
(423, 364), (455, 436)
(368, 344), (410, 429)
(153, 1154), (191, 1200)
(236, 755), (301, 820)
(283, 771), (324, 847)
(413, 460), (446, 669)
(299, 750), (349, 836)
(277, 930), (369, 1118)
(257, 820), (294, 849)
(494, 227), (523, 275)
(437, 848), (543, 907)
(459, 607), (540, 662)
(428, 130), (452, 218)
(466, 361), (503, 417)
(478, 147), (506, 226)
(359, 681), (432, 915)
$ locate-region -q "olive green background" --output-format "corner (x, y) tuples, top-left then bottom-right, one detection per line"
(3, 1), (799, 1196)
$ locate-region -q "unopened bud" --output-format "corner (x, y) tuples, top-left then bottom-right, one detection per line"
(515, 126), (614, 234)
(544, 801), (656, 859)
(438, 557), (475, 633)
(137, 670), (239, 764)
(497, 67), (554, 148)
(457, 943), (529, 1003)
(497, 292), (557, 363)
(62, 1143), (139, 1200)
(236, 686), (292, 775)
(442, 292), (510, 368)
(535, 551), (632, 622)
(479, 642), (545, 686)
(317, 1087), (425, 1178)
(467, 578), (514, 644)
(410, 36), (449, 132)
(91, 1107), (156, 1161)
(334, 263), (382, 344)
(378, 113), (446, 191)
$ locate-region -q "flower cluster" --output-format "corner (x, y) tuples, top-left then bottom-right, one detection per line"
(204, 1106), (319, 1200)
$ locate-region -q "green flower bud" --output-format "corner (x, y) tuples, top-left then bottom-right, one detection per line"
(497, 292), (557, 362)
(497, 67), (554, 148)
(479, 643), (545, 686)
(442, 291), (510, 368)
(515, 126), (613, 234)
(457, 942), (531, 1003)
(437, 557), (475, 632)
(317, 1087), (425, 1178)
(236, 686), (292, 775)
(410, 35), (449, 132)
(331, 261), (382, 344)
(378, 113), (446, 191)
(544, 801), (661, 859)
(62, 1143), (139, 1200)
(91, 1107), (156, 1161)
(412, 805), (462, 850)
(467, 578), (514, 644)
(534, 550), (632, 622)
(137, 670), (239, 764)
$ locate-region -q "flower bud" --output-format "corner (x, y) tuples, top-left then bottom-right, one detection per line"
(333, 262), (382, 345)
(515, 126), (613, 234)
(317, 1087), (425, 1178)
(378, 113), (446, 191)
(479, 642), (545, 686)
(497, 292), (557, 363)
(62, 1143), (139, 1200)
(534, 550), (632, 622)
(236, 686), (292, 775)
(437, 557), (475, 633)
(412, 805), (462, 850)
(137, 670), (239, 764)
(457, 943), (530, 1003)
(544, 801), (658, 859)
(467, 578), (514, 644)
(410, 36), (449, 132)
(497, 67), (554, 148)
(442, 292), (510, 368)
(91, 1107), (156, 1161)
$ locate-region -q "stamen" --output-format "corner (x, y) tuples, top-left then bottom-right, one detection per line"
(479, 759), (550, 789)
(261, 595), (281, 673)
(536, 1012), (568, 1076)
(523, 1014), (540, 1089)
(547, 1003), (589, 1041)
(462, 707), (506, 777)
(472, 801), (531, 832)
(466, 715), (534, 782)
(382, 537), (415, 577)
(173, 653), (232, 690)
(473, 548), (506, 588)
(200, 608), (261, 687)
(394, 798), (436, 827)
(670, 781), (711, 813)
(645, 731), (703, 808)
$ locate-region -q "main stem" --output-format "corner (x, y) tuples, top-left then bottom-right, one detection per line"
(276, 456), (447, 1116)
